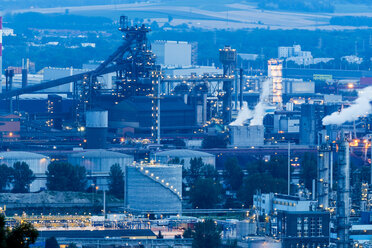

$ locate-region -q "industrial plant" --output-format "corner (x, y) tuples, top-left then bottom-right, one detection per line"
(1, 4), (372, 247)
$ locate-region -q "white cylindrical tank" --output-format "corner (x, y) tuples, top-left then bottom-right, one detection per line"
(126, 163), (182, 213)
(68, 149), (133, 190)
(0, 151), (50, 192)
(151, 149), (215, 169)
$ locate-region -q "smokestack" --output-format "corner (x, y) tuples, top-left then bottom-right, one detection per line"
(336, 136), (350, 248)
(240, 68), (243, 109)
(21, 58), (28, 88)
(317, 130), (332, 209)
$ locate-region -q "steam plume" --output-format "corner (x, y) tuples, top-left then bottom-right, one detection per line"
(229, 79), (271, 126)
(250, 79), (270, 126)
(229, 102), (253, 126)
(322, 86), (372, 126)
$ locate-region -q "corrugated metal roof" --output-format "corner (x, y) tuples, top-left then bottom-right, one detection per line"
(68, 149), (133, 159)
(0, 151), (48, 160)
(155, 149), (214, 158)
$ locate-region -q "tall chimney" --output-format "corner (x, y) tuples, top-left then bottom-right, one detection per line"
(336, 137), (350, 248)
(317, 130), (332, 209)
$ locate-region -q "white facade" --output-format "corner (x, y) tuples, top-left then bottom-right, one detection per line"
(230, 125), (265, 147)
(283, 79), (315, 94)
(253, 193), (317, 215)
(0, 151), (50, 192)
(268, 59), (283, 105)
(152, 40), (192, 67)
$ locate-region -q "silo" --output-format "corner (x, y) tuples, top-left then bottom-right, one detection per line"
(68, 149), (133, 190)
(151, 149), (216, 169)
(0, 151), (50, 192)
(126, 163), (182, 213)
(86, 110), (108, 149)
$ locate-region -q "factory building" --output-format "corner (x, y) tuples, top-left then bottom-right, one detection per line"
(0, 151), (50, 192)
(268, 59), (283, 105)
(276, 211), (330, 248)
(68, 150), (133, 190)
(162, 66), (223, 77)
(151, 40), (192, 67)
(0, 114), (20, 141)
(125, 163), (182, 213)
(109, 96), (197, 138)
(282, 79), (315, 94)
(151, 149), (216, 169)
(230, 125), (265, 147)
(253, 193), (317, 216)
(299, 104), (325, 146)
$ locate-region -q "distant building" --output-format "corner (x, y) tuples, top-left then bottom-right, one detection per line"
(0, 114), (20, 141)
(2, 27), (15, 36)
(276, 211), (330, 248)
(162, 66), (222, 76)
(253, 193), (317, 215)
(152, 149), (216, 169)
(152, 40), (192, 67)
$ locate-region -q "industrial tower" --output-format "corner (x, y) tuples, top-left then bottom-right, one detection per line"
(336, 137), (351, 248)
(219, 46), (236, 124)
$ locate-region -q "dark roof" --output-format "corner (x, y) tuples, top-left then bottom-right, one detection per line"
(38, 229), (156, 239)
(111, 96), (194, 113)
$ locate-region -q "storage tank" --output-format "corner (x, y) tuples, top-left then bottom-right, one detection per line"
(126, 163), (182, 213)
(151, 149), (215, 169)
(0, 151), (50, 192)
(68, 149), (133, 190)
(86, 110), (108, 149)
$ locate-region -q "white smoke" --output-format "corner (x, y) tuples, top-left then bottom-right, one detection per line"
(229, 102), (253, 126)
(229, 79), (271, 126)
(250, 79), (271, 126)
(322, 86), (372, 126)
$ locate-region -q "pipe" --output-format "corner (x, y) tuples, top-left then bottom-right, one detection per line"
(240, 68), (243, 109)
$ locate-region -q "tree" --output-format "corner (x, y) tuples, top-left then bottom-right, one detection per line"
(67, 243), (78, 248)
(108, 164), (124, 199)
(238, 173), (287, 206)
(202, 135), (227, 149)
(224, 157), (244, 191)
(183, 228), (194, 238)
(0, 214), (39, 248)
(192, 219), (221, 248)
(300, 153), (317, 190)
(190, 178), (221, 209)
(46, 162), (87, 192)
(0, 164), (14, 192)
(12, 162), (35, 193)
(45, 237), (59, 248)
